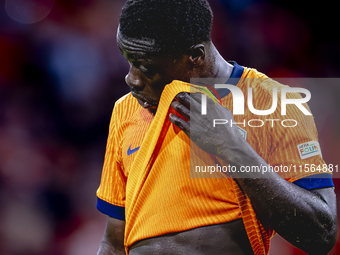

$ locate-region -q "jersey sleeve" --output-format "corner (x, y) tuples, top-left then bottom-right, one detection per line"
(96, 104), (126, 220)
(265, 85), (334, 189)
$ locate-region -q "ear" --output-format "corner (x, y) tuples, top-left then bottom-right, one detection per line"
(189, 44), (205, 68)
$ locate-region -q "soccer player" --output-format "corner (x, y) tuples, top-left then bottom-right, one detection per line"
(96, 1), (337, 254)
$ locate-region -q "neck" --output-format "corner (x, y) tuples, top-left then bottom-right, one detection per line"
(205, 42), (233, 81)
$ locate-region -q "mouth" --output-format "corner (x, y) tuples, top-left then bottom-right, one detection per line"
(131, 92), (158, 109)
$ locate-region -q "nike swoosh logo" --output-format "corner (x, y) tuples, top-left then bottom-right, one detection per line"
(127, 145), (140, 156)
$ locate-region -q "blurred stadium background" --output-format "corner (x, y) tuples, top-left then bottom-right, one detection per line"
(0, 0), (339, 254)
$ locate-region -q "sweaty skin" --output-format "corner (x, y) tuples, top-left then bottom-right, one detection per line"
(129, 219), (254, 255)
(97, 30), (337, 255)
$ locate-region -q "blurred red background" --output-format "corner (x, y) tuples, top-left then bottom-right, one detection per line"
(0, 0), (339, 254)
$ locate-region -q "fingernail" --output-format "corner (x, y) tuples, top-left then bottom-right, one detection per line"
(176, 93), (184, 99)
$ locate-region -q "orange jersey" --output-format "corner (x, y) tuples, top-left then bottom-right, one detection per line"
(97, 62), (333, 254)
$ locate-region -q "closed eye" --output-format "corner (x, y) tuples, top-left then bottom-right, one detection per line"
(139, 65), (148, 72)
(139, 64), (156, 76)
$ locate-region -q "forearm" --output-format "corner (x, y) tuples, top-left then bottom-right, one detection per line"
(97, 238), (126, 255)
(219, 141), (337, 254)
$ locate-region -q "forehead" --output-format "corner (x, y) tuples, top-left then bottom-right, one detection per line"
(117, 30), (161, 58)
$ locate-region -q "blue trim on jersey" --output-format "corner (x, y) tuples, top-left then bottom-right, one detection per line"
(97, 197), (125, 220)
(216, 61), (245, 99)
(293, 173), (334, 190)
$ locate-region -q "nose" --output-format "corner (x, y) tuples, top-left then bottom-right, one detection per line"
(125, 64), (144, 91)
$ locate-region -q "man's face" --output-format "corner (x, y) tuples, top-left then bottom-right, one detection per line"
(117, 31), (194, 113)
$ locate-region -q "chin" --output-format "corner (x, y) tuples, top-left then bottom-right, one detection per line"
(148, 108), (157, 115)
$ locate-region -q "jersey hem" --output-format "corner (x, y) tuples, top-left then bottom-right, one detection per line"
(97, 197), (125, 220)
(292, 173), (334, 190)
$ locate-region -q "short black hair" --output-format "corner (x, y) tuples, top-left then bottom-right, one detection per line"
(119, 0), (213, 55)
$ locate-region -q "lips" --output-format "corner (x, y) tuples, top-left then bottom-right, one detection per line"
(131, 92), (158, 109)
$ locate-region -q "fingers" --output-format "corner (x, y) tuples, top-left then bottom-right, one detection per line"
(169, 113), (190, 137)
(171, 92), (192, 120)
(170, 92), (206, 125)
(172, 92), (202, 111)
(175, 92), (203, 106)
(170, 92), (206, 134)
(175, 92), (191, 107)
(176, 92), (203, 103)
(171, 100), (190, 120)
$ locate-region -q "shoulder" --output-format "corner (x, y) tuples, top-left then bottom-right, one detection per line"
(240, 67), (302, 100)
(107, 93), (141, 133)
(114, 93), (138, 111)
(112, 93), (140, 120)
(238, 67), (281, 106)
(241, 67), (282, 90)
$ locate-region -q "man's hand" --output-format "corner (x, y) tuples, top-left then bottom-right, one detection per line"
(169, 92), (245, 160)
